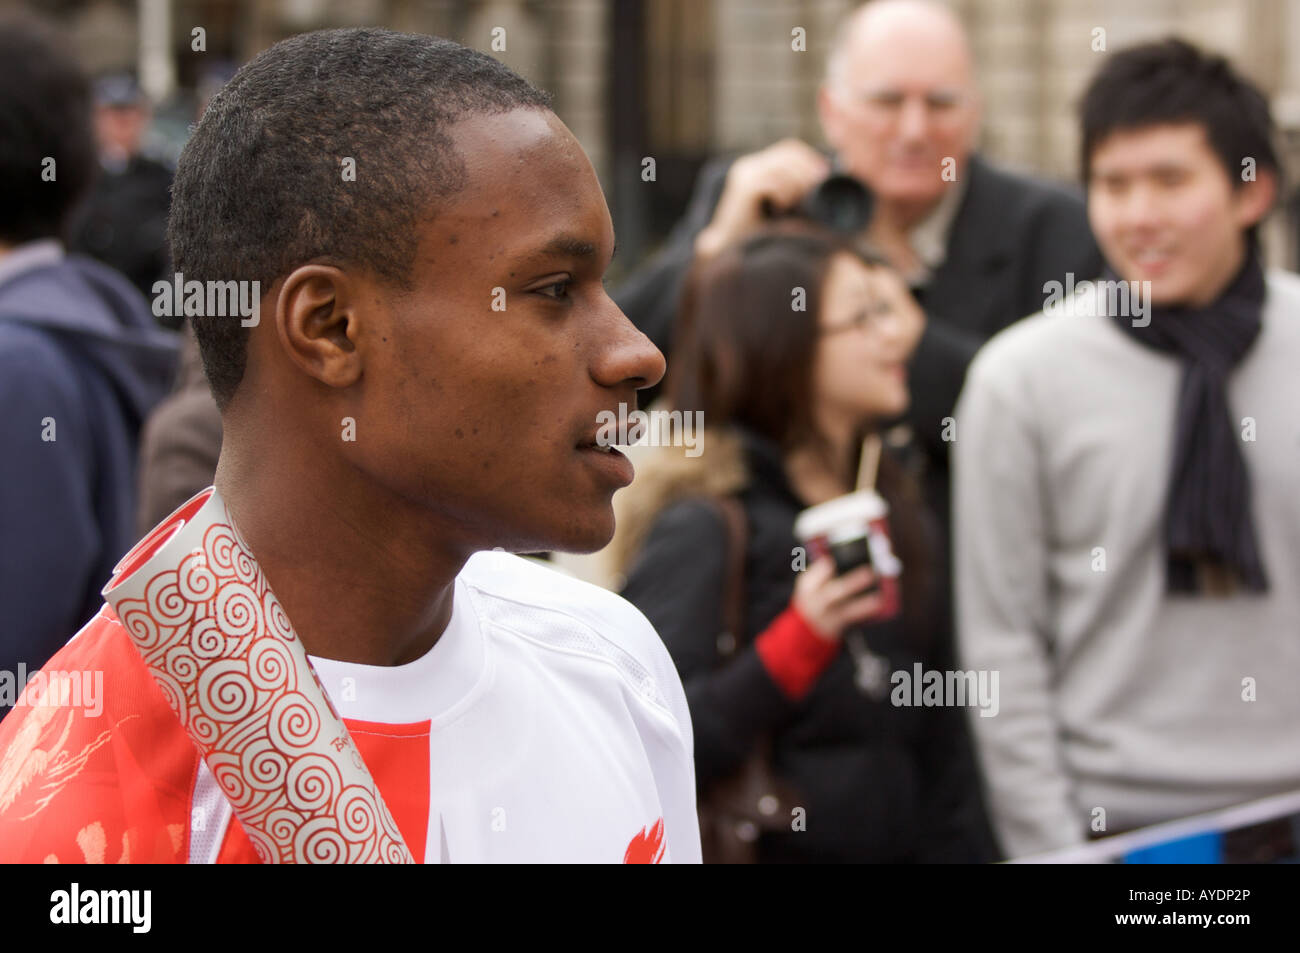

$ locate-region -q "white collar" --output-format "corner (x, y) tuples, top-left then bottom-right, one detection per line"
(905, 174), (968, 285)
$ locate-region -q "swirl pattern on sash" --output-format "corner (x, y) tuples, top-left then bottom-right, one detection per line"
(241, 738), (290, 792)
(189, 617), (229, 660)
(144, 572), (194, 627)
(286, 753), (341, 812)
(249, 636), (296, 692)
(178, 549), (217, 602)
(294, 817), (349, 865)
(103, 492), (415, 864)
(269, 692), (321, 754)
(117, 600), (165, 653)
(215, 582), (262, 639)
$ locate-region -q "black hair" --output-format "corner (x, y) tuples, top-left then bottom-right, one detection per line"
(1080, 38), (1278, 190)
(0, 14), (97, 245)
(168, 28), (553, 410)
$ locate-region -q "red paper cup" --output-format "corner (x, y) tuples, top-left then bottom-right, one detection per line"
(794, 489), (902, 621)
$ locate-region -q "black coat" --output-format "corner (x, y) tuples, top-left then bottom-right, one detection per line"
(619, 428), (994, 862)
(71, 156), (174, 309)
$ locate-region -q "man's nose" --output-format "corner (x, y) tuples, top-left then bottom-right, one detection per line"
(592, 305), (666, 393)
(897, 97), (930, 143)
(1118, 184), (1164, 231)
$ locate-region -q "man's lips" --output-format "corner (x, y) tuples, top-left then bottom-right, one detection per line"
(574, 404), (638, 486)
(1122, 242), (1177, 270)
(577, 442), (634, 487)
(888, 151), (939, 170)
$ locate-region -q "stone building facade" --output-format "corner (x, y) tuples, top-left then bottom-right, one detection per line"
(48, 0), (1300, 263)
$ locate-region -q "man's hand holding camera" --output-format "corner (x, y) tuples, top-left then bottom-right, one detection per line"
(693, 138), (832, 260)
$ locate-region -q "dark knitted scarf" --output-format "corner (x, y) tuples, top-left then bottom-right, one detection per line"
(1107, 246), (1269, 595)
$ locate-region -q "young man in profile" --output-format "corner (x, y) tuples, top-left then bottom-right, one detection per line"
(0, 28), (700, 864)
(955, 39), (1300, 859)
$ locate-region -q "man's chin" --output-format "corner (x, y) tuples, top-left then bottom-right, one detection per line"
(510, 506), (616, 557)
(875, 177), (950, 207)
(551, 518), (616, 556)
(1120, 273), (1190, 309)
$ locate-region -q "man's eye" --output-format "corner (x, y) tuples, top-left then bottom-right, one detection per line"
(536, 279), (572, 300)
(867, 91), (904, 108)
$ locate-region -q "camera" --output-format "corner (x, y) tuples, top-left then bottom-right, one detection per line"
(761, 172), (875, 235)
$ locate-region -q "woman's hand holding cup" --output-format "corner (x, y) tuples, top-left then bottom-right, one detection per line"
(792, 555), (884, 643)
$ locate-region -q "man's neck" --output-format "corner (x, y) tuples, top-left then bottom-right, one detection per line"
(877, 198), (938, 234)
(213, 440), (466, 668)
(1187, 240), (1249, 309)
(864, 184), (961, 283)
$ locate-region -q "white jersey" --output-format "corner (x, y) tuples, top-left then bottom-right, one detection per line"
(185, 549), (702, 863)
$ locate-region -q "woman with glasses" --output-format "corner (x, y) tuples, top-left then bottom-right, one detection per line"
(611, 221), (992, 862)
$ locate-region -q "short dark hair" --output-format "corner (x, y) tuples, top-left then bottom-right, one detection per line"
(0, 14), (97, 245)
(169, 28), (553, 410)
(1080, 38), (1278, 189)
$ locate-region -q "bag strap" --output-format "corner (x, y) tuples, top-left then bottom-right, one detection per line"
(709, 496), (748, 661)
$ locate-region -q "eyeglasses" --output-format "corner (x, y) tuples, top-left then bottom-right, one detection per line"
(819, 298), (898, 336)
(832, 85), (968, 115)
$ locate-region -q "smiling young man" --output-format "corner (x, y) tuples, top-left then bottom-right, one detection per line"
(0, 29), (700, 864)
(954, 39), (1300, 859)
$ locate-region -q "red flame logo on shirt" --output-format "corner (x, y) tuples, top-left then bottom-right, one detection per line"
(623, 818), (665, 864)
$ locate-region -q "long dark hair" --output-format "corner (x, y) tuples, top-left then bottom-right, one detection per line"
(665, 221), (934, 634)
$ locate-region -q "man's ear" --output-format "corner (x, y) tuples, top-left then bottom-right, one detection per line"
(1235, 166), (1278, 230)
(274, 264), (364, 390)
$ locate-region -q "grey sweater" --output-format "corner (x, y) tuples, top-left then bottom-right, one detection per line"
(954, 270), (1300, 859)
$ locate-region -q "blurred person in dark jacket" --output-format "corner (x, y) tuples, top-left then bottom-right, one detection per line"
(70, 73), (175, 315)
(0, 16), (177, 718)
(614, 224), (993, 862)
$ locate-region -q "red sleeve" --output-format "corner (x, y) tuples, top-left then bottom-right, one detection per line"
(753, 605), (840, 701)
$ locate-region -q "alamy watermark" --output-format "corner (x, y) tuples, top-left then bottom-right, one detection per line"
(0, 665), (103, 717)
(1043, 273), (1151, 327)
(890, 664), (999, 718)
(596, 403), (704, 457)
(152, 272), (260, 327)
(50, 883), (150, 933)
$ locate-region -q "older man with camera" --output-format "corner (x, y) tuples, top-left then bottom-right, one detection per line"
(618, 0), (1098, 638)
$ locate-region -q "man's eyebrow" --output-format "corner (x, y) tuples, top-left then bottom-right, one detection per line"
(521, 235), (617, 265)
(531, 236), (598, 261)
